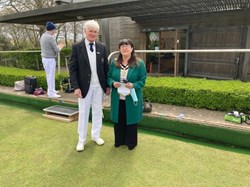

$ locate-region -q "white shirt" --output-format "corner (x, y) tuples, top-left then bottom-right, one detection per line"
(119, 68), (128, 100)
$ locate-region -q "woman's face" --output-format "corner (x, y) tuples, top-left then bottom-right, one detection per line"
(120, 44), (133, 57)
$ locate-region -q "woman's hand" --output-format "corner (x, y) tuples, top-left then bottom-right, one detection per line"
(113, 82), (121, 88)
(125, 82), (133, 89)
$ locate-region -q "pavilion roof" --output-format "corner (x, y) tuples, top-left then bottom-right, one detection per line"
(0, 0), (250, 27)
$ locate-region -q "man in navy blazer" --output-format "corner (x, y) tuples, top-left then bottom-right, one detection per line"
(69, 20), (110, 152)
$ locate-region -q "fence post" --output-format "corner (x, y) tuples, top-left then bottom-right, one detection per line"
(36, 56), (40, 70)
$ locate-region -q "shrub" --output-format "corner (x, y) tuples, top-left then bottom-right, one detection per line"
(143, 77), (250, 112)
(0, 66), (67, 90)
(1, 66), (250, 112)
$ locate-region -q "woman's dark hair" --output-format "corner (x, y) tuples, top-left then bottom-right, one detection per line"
(115, 39), (138, 67)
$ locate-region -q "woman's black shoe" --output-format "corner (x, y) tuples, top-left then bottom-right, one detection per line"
(114, 143), (125, 148)
(128, 145), (136, 150)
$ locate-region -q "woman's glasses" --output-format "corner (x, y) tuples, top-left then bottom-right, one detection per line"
(120, 44), (131, 48)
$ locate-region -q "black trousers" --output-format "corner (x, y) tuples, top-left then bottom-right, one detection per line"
(114, 100), (138, 147)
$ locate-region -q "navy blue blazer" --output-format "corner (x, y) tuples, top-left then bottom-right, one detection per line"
(69, 39), (109, 98)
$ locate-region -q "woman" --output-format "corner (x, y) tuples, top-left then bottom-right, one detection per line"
(107, 39), (147, 150)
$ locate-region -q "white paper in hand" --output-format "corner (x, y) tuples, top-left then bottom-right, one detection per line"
(117, 83), (130, 96)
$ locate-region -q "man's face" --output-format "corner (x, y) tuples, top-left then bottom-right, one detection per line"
(84, 27), (98, 42)
(49, 29), (56, 35)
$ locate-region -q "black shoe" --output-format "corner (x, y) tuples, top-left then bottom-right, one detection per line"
(114, 143), (125, 148)
(128, 145), (136, 150)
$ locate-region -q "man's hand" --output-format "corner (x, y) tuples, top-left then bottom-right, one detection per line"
(105, 88), (111, 95)
(74, 88), (82, 98)
(57, 42), (65, 50)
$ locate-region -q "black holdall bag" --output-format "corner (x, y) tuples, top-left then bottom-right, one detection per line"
(24, 76), (37, 94)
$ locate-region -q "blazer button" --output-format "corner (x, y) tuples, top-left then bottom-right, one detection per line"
(88, 74), (90, 76)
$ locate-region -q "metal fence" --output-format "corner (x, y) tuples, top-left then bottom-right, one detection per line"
(2, 49), (250, 78)
(108, 49), (250, 78)
(0, 50), (62, 73)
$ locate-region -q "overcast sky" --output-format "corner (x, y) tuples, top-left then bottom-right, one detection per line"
(0, 0), (9, 8)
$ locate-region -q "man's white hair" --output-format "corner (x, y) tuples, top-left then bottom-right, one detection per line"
(84, 20), (100, 32)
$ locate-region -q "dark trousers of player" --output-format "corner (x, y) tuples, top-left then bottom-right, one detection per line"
(114, 100), (137, 148)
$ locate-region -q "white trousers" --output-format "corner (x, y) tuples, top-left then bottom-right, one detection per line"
(42, 57), (57, 97)
(78, 86), (104, 143)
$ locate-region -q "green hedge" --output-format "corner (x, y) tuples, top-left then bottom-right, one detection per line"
(0, 66), (67, 90)
(59, 48), (72, 66)
(143, 77), (250, 112)
(0, 48), (72, 70)
(1, 66), (250, 112)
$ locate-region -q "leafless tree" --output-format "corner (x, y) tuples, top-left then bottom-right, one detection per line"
(0, 0), (86, 50)
(0, 0), (62, 49)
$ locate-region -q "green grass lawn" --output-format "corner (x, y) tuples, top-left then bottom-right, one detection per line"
(0, 103), (250, 187)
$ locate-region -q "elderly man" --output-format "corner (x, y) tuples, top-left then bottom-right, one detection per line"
(40, 21), (64, 98)
(69, 20), (110, 152)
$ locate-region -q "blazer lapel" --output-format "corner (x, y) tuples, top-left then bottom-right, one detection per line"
(127, 67), (134, 81)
